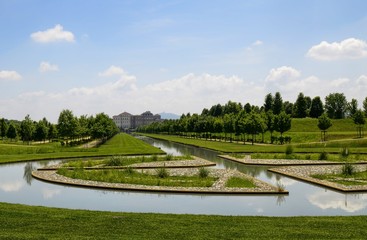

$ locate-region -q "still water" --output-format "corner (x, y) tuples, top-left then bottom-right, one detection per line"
(1, 137), (366, 216)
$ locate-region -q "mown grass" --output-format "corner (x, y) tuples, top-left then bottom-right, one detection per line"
(225, 177), (256, 188)
(0, 133), (164, 164)
(57, 168), (216, 187)
(312, 169), (367, 186)
(1, 202), (367, 239)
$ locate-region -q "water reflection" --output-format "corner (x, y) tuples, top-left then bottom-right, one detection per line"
(23, 162), (35, 185)
(42, 188), (62, 199)
(0, 181), (23, 192)
(308, 191), (367, 213)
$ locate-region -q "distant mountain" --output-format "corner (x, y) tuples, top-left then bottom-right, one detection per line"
(159, 112), (180, 120)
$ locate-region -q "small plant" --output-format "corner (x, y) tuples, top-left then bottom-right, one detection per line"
(125, 166), (135, 174)
(165, 153), (173, 161)
(151, 154), (158, 161)
(305, 154), (311, 160)
(341, 147), (350, 159)
(342, 162), (355, 176)
(156, 167), (169, 178)
(319, 151), (328, 160)
(198, 167), (209, 178)
(285, 145), (294, 155)
(276, 181), (285, 192)
(106, 156), (123, 166)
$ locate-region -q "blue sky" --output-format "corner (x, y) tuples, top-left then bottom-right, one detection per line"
(1, 0), (367, 122)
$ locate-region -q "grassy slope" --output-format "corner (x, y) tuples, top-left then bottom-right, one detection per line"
(0, 133), (164, 164)
(1, 202), (366, 239)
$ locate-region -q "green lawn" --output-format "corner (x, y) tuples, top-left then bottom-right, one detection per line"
(0, 133), (164, 164)
(0, 202), (365, 239)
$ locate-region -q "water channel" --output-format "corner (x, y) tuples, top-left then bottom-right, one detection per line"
(1, 136), (367, 216)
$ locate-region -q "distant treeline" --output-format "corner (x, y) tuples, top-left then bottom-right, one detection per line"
(137, 92), (367, 143)
(0, 110), (119, 145)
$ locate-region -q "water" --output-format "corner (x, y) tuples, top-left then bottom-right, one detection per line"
(0, 137), (366, 216)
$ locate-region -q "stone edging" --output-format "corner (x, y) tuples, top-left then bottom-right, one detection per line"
(269, 165), (367, 192)
(32, 158), (288, 195)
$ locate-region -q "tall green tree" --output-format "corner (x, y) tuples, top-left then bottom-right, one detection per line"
(317, 113), (332, 142)
(57, 109), (78, 143)
(353, 110), (365, 138)
(6, 123), (17, 141)
(273, 92), (283, 115)
(293, 92), (308, 118)
(264, 93), (274, 112)
(348, 98), (358, 117)
(274, 111), (291, 137)
(363, 97), (367, 116)
(0, 118), (8, 140)
(325, 93), (348, 119)
(265, 111), (275, 142)
(34, 120), (48, 142)
(309, 96), (324, 118)
(244, 112), (265, 145)
(20, 115), (35, 144)
(223, 113), (235, 142)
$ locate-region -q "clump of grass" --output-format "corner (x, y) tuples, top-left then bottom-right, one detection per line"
(285, 145), (293, 155)
(305, 154), (311, 160)
(106, 156), (123, 166)
(340, 147), (350, 159)
(156, 167), (169, 178)
(165, 153), (173, 161)
(319, 151), (328, 160)
(276, 181), (286, 192)
(342, 162), (355, 176)
(125, 166), (135, 174)
(151, 154), (158, 161)
(198, 167), (209, 178)
(225, 177), (256, 188)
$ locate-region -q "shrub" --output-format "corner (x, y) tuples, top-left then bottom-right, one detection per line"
(342, 162), (355, 176)
(340, 147), (350, 159)
(285, 145), (293, 155)
(156, 167), (169, 178)
(319, 151), (328, 160)
(305, 154), (311, 160)
(151, 154), (158, 161)
(106, 156), (123, 166)
(198, 167), (209, 178)
(165, 154), (173, 161)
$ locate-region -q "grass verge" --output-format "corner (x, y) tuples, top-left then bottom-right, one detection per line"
(1, 202), (367, 239)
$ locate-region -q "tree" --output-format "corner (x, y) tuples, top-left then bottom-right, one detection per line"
(57, 109), (78, 144)
(325, 93), (348, 119)
(293, 92), (308, 118)
(244, 112), (265, 145)
(273, 92), (283, 115)
(223, 113), (235, 142)
(264, 93), (273, 112)
(353, 110), (365, 138)
(213, 118), (224, 140)
(34, 120), (48, 142)
(363, 97), (367, 116)
(48, 124), (58, 141)
(309, 96), (324, 118)
(348, 98), (358, 117)
(0, 118), (8, 140)
(90, 113), (119, 140)
(283, 101), (293, 115)
(20, 115), (35, 144)
(317, 113), (332, 142)
(6, 123), (17, 141)
(274, 111), (291, 137)
(265, 111), (275, 142)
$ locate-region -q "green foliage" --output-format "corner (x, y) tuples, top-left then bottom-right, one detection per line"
(309, 96), (324, 118)
(165, 153), (173, 161)
(156, 167), (169, 178)
(106, 155), (123, 166)
(341, 162), (355, 176)
(318, 151), (328, 160)
(198, 167), (209, 178)
(285, 145), (294, 155)
(274, 111), (292, 136)
(325, 93), (348, 119)
(293, 92), (308, 118)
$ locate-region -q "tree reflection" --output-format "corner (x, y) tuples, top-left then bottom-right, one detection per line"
(23, 162), (35, 185)
(276, 195), (286, 206)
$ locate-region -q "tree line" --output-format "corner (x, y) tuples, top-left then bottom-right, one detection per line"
(137, 92), (367, 143)
(0, 110), (119, 145)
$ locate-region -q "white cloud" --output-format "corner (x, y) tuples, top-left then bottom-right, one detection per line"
(356, 75), (367, 86)
(31, 24), (75, 43)
(0, 70), (22, 81)
(39, 61), (59, 73)
(253, 40), (263, 46)
(307, 38), (367, 61)
(330, 78), (350, 87)
(265, 66), (301, 82)
(42, 188), (61, 199)
(98, 65), (125, 77)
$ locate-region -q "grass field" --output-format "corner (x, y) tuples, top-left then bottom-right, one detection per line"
(0, 133), (164, 164)
(1, 202), (366, 239)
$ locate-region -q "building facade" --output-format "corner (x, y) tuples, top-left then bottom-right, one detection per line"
(113, 111), (161, 130)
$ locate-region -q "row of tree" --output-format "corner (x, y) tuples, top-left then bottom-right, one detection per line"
(201, 92), (367, 119)
(138, 92), (367, 144)
(0, 110), (119, 145)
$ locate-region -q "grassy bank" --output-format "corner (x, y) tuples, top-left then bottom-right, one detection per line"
(0, 202), (366, 239)
(0, 133), (164, 164)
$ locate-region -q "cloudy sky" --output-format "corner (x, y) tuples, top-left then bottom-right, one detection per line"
(1, 0), (367, 122)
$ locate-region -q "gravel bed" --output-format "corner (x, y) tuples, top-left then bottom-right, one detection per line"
(32, 163), (286, 194)
(269, 164), (367, 192)
(219, 155), (343, 166)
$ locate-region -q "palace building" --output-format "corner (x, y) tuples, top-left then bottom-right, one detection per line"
(112, 111), (161, 130)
